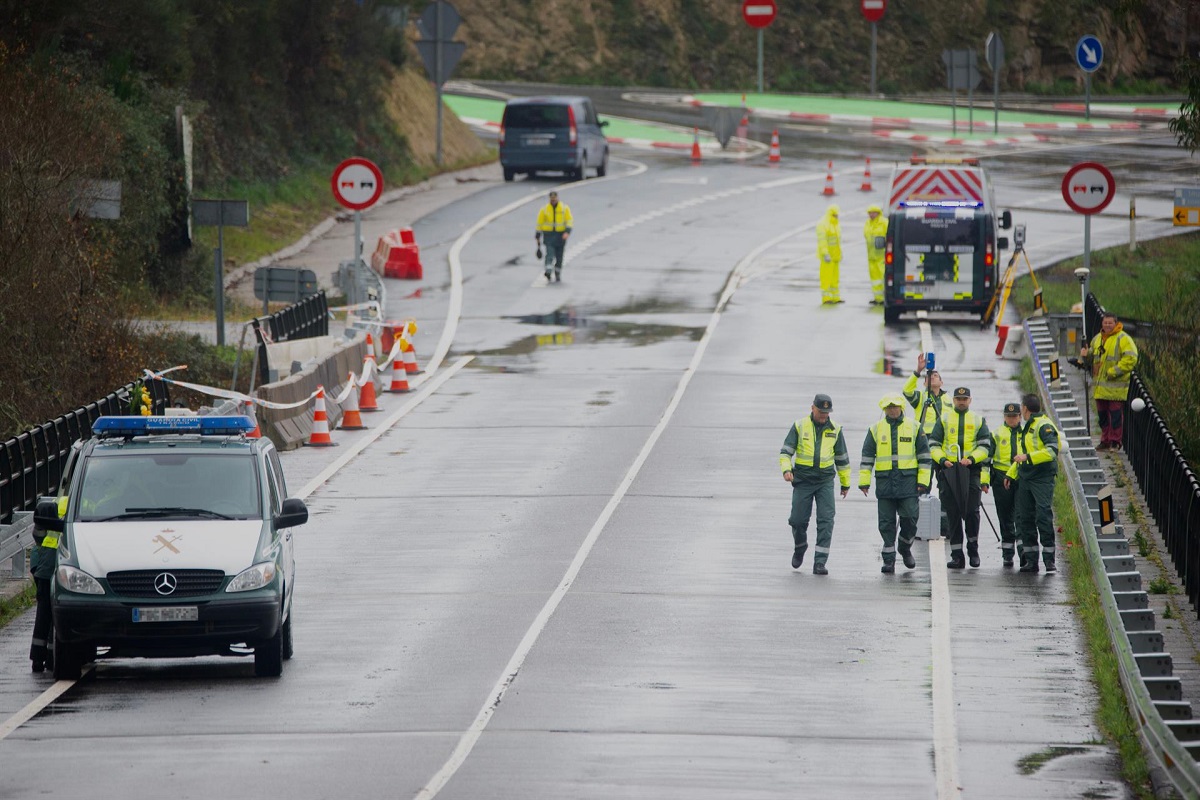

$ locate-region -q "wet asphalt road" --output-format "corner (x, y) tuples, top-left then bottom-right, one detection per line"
(1, 128), (1193, 798)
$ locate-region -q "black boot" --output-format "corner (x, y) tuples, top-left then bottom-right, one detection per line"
(812, 563), (828, 575)
(946, 554), (966, 569)
(1044, 561), (1057, 573)
(900, 548), (916, 569)
(1019, 561), (1040, 573)
(791, 546), (807, 569)
(968, 552), (980, 568)
(881, 562), (895, 574)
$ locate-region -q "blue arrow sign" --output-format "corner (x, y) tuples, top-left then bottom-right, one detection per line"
(1075, 35), (1103, 73)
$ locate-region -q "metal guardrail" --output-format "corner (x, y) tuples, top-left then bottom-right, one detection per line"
(0, 380), (171, 526)
(250, 290), (330, 385)
(1025, 316), (1200, 796)
(0, 512), (34, 579)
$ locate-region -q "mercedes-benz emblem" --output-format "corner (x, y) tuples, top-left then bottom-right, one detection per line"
(154, 572), (178, 596)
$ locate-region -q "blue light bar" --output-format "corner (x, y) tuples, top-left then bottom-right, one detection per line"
(93, 416), (256, 437)
(899, 200), (984, 208)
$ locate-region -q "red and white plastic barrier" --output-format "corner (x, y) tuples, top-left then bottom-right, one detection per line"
(370, 228), (423, 279)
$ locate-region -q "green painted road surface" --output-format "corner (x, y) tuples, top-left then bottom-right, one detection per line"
(444, 95), (700, 145)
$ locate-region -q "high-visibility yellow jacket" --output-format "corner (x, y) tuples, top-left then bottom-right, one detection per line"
(536, 202), (573, 234)
(1088, 324), (1138, 401)
(863, 215), (887, 262)
(1005, 414), (1062, 482)
(929, 409), (990, 466)
(858, 415), (932, 499)
(779, 415), (851, 487)
(981, 424), (1021, 486)
(816, 208), (842, 263)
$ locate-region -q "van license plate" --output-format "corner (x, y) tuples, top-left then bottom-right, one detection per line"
(133, 606), (198, 623)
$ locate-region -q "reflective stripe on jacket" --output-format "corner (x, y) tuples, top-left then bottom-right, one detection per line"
(858, 415), (932, 498)
(981, 425), (1020, 486)
(1005, 414), (1062, 481)
(1089, 328), (1138, 400)
(779, 415), (851, 487)
(536, 202), (574, 233)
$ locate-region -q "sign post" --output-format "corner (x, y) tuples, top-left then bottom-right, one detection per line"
(1074, 35), (1103, 121)
(985, 32), (1004, 134)
(414, 1), (466, 166)
(741, 0), (777, 94)
(861, 0), (886, 95)
(331, 158), (385, 269)
(1062, 161), (1116, 272)
(192, 199), (250, 346)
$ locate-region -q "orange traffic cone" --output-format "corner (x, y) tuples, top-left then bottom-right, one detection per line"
(402, 339), (421, 374)
(768, 129), (781, 164)
(304, 386), (338, 447)
(359, 338), (380, 412)
(821, 161), (836, 196)
(387, 349), (411, 393)
(860, 157), (873, 192)
(691, 127), (702, 164)
(242, 401), (262, 439)
(340, 372), (367, 430)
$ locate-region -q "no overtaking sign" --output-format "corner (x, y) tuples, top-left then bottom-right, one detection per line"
(332, 157), (384, 211)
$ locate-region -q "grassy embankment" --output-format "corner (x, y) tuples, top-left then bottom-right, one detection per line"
(1006, 231), (1200, 797)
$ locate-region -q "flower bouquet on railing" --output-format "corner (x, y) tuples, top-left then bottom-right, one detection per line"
(128, 379), (152, 416)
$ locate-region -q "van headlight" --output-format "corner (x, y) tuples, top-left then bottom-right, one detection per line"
(226, 563), (277, 593)
(56, 565), (105, 595)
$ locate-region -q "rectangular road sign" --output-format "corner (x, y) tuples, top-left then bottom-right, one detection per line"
(193, 199), (249, 227)
(1173, 188), (1200, 226)
(254, 266), (318, 303)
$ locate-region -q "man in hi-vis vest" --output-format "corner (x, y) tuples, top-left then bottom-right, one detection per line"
(859, 395), (932, 574)
(779, 393), (851, 576)
(535, 191), (573, 283)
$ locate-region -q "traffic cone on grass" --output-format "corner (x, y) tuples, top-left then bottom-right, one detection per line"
(305, 387), (338, 447)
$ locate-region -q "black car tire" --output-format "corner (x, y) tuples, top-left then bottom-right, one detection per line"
(281, 609), (294, 661)
(53, 630), (83, 680)
(254, 625), (284, 677)
(884, 307), (901, 325)
(597, 152), (608, 178)
(503, 168), (514, 182)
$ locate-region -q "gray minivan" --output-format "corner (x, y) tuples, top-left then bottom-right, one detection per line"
(499, 96), (609, 182)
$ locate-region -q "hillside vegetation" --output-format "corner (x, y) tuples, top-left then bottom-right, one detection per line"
(450, 0), (1190, 93)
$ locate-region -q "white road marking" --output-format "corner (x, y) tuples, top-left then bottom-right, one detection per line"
(413, 207), (809, 799)
(929, 538), (963, 799)
(0, 666), (93, 741)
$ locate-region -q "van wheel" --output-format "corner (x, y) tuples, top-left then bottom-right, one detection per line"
(570, 165), (584, 182)
(53, 630), (83, 680)
(503, 168), (514, 182)
(281, 610), (294, 661)
(597, 152), (608, 177)
(254, 626), (284, 677)
(884, 307), (901, 325)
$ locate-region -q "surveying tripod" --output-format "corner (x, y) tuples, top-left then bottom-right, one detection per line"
(982, 242), (1041, 328)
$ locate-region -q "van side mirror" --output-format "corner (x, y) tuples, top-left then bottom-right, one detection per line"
(275, 497), (309, 530)
(35, 497), (64, 533)
(873, 236), (886, 249)
(599, 120), (609, 128)
(998, 237), (1010, 250)
(1000, 210), (1012, 229)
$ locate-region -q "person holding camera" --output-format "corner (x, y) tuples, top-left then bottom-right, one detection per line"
(535, 191), (573, 283)
(929, 387), (991, 569)
(1080, 312), (1138, 451)
(779, 394), (851, 575)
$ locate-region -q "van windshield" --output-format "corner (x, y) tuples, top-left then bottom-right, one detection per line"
(504, 104), (570, 129)
(76, 453), (262, 521)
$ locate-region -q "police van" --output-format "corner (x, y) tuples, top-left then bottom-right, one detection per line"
(881, 157), (1012, 324)
(34, 414), (308, 679)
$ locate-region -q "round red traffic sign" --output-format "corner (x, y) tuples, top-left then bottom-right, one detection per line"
(741, 0), (776, 29)
(331, 157), (384, 211)
(1061, 161), (1115, 215)
(861, 0), (886, 23)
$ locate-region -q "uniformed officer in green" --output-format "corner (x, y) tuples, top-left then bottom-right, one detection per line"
(902, 352), (949, 435)
(859, 394), (932, 574)
(29, 496), (65, 672)
(929, 387), (991, 569)
(779, 393), (851, 575)
(982, 403), (1022, 567)
(1005, 394), (1062, 573)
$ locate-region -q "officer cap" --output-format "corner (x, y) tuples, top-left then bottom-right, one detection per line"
(812, 394), (833, 411)
(953, 387), (971, 398)
(1003, 402), (1020, 415)
(878, 393), (905, 410)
